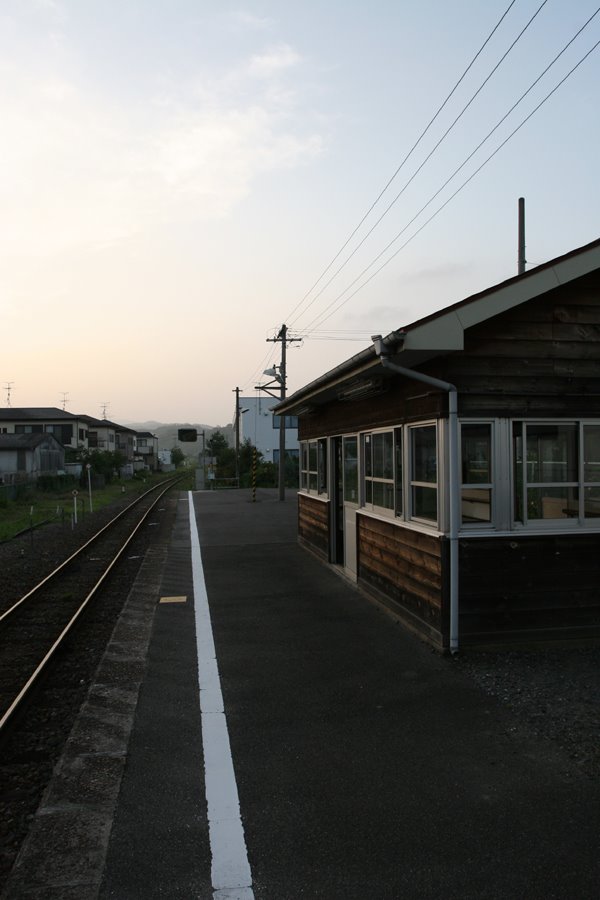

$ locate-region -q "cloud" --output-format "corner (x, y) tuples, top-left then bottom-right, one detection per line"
(229, 11), (273, 32)
(248, 43), (302, 78)
(0, 39), (324, 257)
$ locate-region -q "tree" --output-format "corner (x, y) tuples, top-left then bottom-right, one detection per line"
(171, 447), (186, 468)
(80, 449), (126, 484)
(206, 429), (229, 458)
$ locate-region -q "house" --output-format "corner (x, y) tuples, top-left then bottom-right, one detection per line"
(276, 237), (600, 652)
(0, 408), (89, 450)
(79, 416), (137, 462)
(134, 431), (159, 471)
(0, 433), (65, 484)
(237, 395), (299, 464)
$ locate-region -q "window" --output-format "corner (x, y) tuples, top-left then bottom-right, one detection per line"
(300, 439), (327, 495)
(343, 436), (358, 503)
(461, 423), (493, 524)
(513, 422), (578, 522)
(584, 424), (600, 518)
(410, 425), (437, 523)
(272, 414), (298, 429)
(512, 421), (600, 524)
(363, 430), (395, 513)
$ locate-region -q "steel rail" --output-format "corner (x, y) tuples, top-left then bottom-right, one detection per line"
(0, 476), (181, 626)
(0, 476), (182, 734)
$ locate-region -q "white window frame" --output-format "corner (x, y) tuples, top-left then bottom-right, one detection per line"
(362, 428), (396, 518)
(459, 420), (496, 530)
(511, 419), (600, 529)
(407, 421), (439, 527)
(299, 438), (328, 498)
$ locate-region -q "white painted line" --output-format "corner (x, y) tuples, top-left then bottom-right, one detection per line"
(188, 493), (254, 900)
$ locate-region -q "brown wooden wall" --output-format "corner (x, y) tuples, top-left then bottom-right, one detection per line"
(298, 493), (330, 560)
(299, 380), (446, 440)
(447, 270), (600, 418)
(357, 515), (448, 648)
(459, 533), (600, 646)
(298, 270), (600, 440)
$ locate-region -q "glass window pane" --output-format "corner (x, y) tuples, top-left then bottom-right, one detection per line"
(317, 438), (328, 494)
(309, 472), (318, 491)
(364, 434), (372, 478)
(461, 488), (491, 523)
(383, 431), (394, 479)
(412, 426), (437, 483)
(308, 442), (317, 472)
(372, 481), (394, 510)
(395, 428), (403, 517)
(527, 486), (578, 520)
(584, 486), (600, 518)
(413, 485), (437, 522)
(343, 436), (358, 503)
(526, 424), (577, 483)
(372, 433), (383, 478)
(462, 424), (491, 484)
(584, 425), (600, 483)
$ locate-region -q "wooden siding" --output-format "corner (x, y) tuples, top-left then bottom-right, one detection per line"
(299, 383), (445, 440)
(448, 271), (600, 418)
(298, 493), (329, 560)
(459, 534), (600, 646)
(357, 515), (448, 648)
(298, 271), (600, 440)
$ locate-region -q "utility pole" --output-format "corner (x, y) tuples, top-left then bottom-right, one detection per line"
(266, 324), (302, 501)
(233, 386), (241, 486)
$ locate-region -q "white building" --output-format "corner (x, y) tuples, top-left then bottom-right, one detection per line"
(236, 395), (298, 463)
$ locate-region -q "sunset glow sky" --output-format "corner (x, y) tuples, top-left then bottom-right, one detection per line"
(2, 0), (599, 426)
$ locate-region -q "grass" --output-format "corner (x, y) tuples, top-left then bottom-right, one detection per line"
(0, 467), (196, 542)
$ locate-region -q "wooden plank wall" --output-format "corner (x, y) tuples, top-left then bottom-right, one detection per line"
(357, 515), (448, 648)
(448, 271), (600, 418)
(459, 534), (600, 645)
(298, 494), (330, 560)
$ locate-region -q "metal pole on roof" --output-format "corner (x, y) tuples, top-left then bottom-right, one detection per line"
(518, 197), (527, 275)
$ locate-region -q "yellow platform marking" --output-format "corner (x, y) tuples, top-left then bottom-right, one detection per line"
(159, 596), (188, 604)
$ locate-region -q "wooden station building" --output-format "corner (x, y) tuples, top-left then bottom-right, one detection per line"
(276, 237), (600, 652)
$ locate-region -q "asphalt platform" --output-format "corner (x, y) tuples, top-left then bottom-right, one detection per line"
(4, 489), (599, 899)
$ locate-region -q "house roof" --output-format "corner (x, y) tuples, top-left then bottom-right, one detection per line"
(0, 433), (65, 451)
(77, 415), (137, 434)
(135, 431), (157, 438)
(277, 236), (600, 413)
(0, 407), (79, 420)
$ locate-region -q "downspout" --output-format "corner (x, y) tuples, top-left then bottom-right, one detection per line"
(371, 337), (460, 653)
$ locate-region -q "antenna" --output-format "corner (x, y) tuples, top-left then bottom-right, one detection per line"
(3, 382), (14, 407)
(100, 402), (110, 420)
(60, 392), (69, 411)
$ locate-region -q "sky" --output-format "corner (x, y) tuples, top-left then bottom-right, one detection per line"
(1, 0), (599, 427)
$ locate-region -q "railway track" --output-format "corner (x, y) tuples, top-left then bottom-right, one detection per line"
(0, 476), (182, 736)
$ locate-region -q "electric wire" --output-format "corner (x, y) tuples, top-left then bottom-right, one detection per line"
(300, 8), (600, 335)
(300, 34), (600, 334)
(289, 0), (550, 330)
(283, 0), (518, 328)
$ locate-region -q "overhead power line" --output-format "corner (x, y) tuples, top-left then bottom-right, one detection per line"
(284, 0), (519, 327)
(299, 32), (600, 335)
(289, 0), (550, 331)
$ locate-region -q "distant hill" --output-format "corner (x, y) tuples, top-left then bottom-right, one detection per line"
(124, 421), (234, 455)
